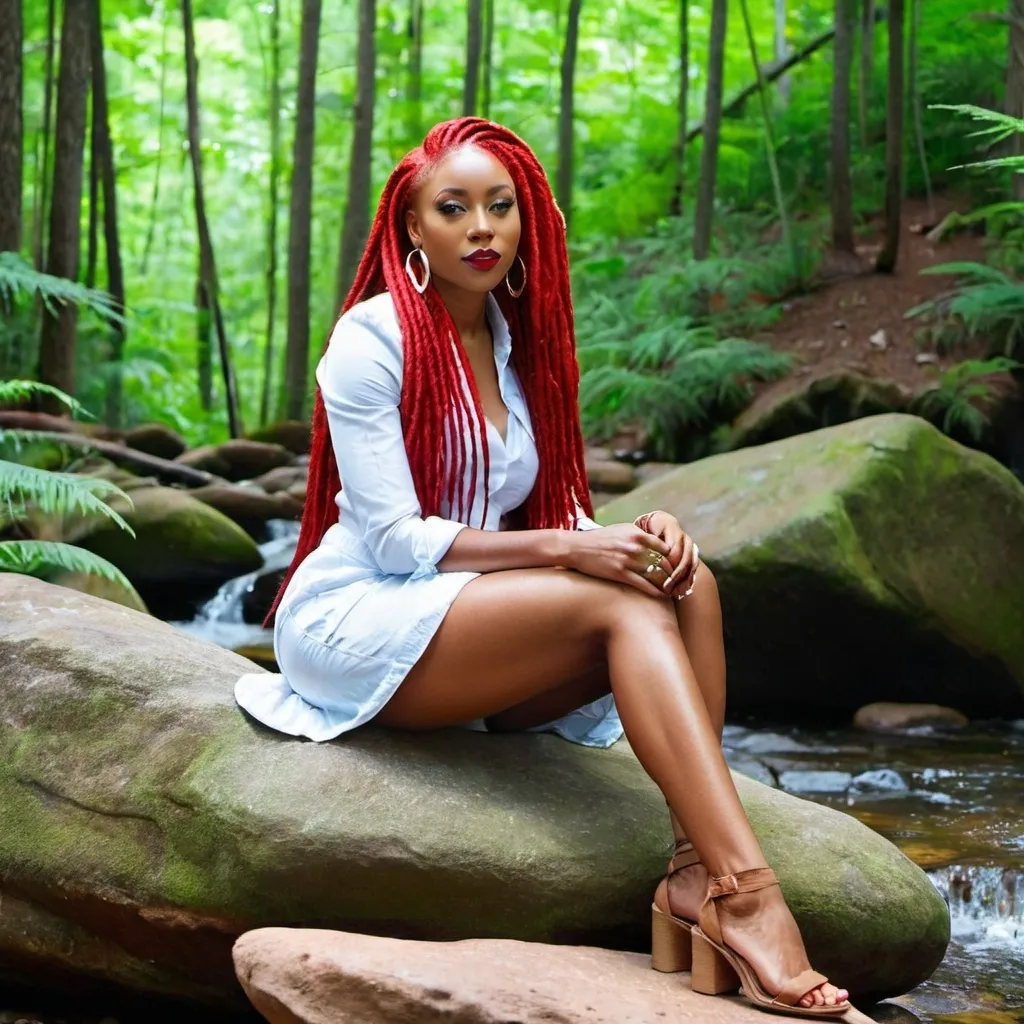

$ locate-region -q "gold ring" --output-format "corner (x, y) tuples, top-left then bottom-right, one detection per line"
(646, 549), (662, 567)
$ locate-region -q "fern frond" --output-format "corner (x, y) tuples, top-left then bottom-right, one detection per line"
(0, 252), (124, 323)
(0, 539), (134, 591)
(0, 379), (95, 419)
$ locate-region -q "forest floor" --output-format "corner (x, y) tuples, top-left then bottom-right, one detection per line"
(745, 193), (989, 414)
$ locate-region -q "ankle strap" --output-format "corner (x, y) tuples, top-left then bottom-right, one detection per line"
(669, 838), (701, 873)
(708, 867), (778, 898)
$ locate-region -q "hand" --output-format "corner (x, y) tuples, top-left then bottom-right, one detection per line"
(636, 511), (699, 599)
(564, 523), (674, 598)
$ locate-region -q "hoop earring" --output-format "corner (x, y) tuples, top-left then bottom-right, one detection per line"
(506, 254), (527, 298)
(405, 248), (430, 294)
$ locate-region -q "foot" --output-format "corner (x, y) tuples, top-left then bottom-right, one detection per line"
(666, 859), (709, 924)
(715, 885), (849, 1009)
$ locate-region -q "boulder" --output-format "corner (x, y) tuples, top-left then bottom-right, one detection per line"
(234, 927), (855, 1024)
(123, 424), (188, 461)
(214, 439), (294, 482)
(729, 371), (912, 450)
(853, 702), (969, 734)
(48, 569), (148, 613)
(189, 482), (304, 535)
(585, 459), (637, 493)
(596, 415), (1024, 718)
(174, 444), (231, 477)
(0, 575), (947, 1006)
(247, 420), (312, 456)
(252, 466), (307, 495)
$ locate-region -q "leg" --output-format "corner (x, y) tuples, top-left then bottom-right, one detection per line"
(379, 567), (845, 1007)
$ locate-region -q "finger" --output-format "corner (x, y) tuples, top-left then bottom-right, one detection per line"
(641, 558), (675, 588)
(632, 529), (671, 557)
(621, 568), (671, 599)
(665, 535), (694, 592)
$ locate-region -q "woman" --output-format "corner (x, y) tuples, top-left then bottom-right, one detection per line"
(235, 117), (852, 1018)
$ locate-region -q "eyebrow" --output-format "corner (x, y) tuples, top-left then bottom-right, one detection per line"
(434, 184), (514, 199)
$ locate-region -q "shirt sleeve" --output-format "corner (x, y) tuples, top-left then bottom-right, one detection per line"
(573, 498), (603, 532)
(315, 311), (467, 578)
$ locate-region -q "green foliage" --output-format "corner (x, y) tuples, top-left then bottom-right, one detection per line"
(0, 381), (135, 590)
(910, 357), (1022, 442)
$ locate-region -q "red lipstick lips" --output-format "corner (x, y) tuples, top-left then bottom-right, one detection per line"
(462, 248), (501, 271)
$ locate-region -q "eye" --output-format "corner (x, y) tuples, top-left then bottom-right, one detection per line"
(438, 200), (465, 216)
(491, 198), (515, 214)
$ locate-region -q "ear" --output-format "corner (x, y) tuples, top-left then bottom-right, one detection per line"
(405, 208), (423, 249)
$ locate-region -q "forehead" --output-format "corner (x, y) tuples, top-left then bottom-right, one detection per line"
(421, 145), (513, 194)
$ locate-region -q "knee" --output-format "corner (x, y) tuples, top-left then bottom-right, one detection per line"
(591, 579), (680, 640)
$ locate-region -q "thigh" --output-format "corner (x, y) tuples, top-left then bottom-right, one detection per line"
(375, 567), (628, 731)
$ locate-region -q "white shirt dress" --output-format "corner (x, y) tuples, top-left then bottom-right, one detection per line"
(234, 291), (623, 748)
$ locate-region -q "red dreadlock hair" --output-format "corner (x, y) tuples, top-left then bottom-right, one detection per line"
(265, 117), (592, 626)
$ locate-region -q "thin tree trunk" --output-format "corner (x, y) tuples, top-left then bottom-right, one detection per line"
(774, 0), (790, 105)
(463, 0), (483, 116)
(556, 0), (583, 232)
(669, 0), (689, 217)
(876, 0), (905, 273)
(859, 0), (876, 149)
(481, 0), (494, 120)
(196, 273), (212, 409)
(693, 0), (727, 260)
(335, 0), (377, 310)
(0, 0), (23, 253)
(407, 0), (423, 141)
(908, 0), (933, 218)
(259, 0), (282, 428)
(33, 0), (58, 270)
(1008, 0), (1024, 200)
(141, 3), (170, 276)
(182, 0), (242, 437)
(85, 92), (100, 289)
(39, 0), (91, 404)
(830, 0), (856, 252)
(282, 0), (322, 423)
(90, 0), (126, 429)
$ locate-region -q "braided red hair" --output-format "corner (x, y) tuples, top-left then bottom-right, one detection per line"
(265, 118), (591, 626)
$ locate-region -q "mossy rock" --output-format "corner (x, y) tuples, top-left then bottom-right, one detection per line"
(246, 420), (311, 456)
(0, 575), (947, 1006)
(74, 484), (264, 587)
(597, 414), (1024, 718)
(123, 423), (188, 461)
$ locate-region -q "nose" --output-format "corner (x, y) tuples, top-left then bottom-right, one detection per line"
(467, 208), (494, 242)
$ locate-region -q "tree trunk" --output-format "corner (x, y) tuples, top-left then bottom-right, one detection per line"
(39, 0), (91, 403)
(669, 0), (689, 217)
(0, 0), (23, 253)
(335, 0), (377, 310)
(282, 0), (322, 423)
(33, 0), (58, 270)
(141, 6), (170, 276)
(693, 0), (727, 260)
(830, 0), (856, 252)
(556, 0), (583, 232)
(875, 0), (904, 273)
(463, 0), (483, 116)
(196, 273), (212, 410)
(1009, 0), (1024, 200)
(260, 0), (282, 428)
(859, 0), (876, 149)
(85, 93), (100, 289)
(182, 0), (242, 437)
(90, 0), (126, 429)
(407, 0), (423, 141)
(908, 0), (933, 218)
(774, 0), (790, 105)
(481, 0), (495, 119)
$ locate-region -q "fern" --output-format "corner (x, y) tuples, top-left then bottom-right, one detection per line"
(910, 357), (1022, 442)
(0, 378), (95, 418)
(0, 251), (123, 323)
(0, 539), (135, 592)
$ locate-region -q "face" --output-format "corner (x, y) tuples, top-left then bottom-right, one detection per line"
(405, 145), (522, 295)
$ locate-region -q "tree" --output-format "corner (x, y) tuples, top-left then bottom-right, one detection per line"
(90, 0), (127, 428)
(282, 0), (322, 422)
(481, 0), (495, 119)
(182, 0), (242, 436)
(407, 0), (424, 141)
(32, 0), (58, 270)
(141, 5), (170, 276)
(668, 0), (689, 217)
(39, 0), (91, 403)
(463, 0), (483, 116)
(336, 0), (377, 310)
(1008, 0), (1024, 199)
(859, 0), (876, 149)
(0, 0), (23, 254)
(260, 0), (283, 428)
(774, 0), (790, 105)
(908, 0), (933, 218)
(556, 0), (583, 231)
(830, 0), (856, 252)
(693, 0), (727, 260)
(876, 0), (905, 273)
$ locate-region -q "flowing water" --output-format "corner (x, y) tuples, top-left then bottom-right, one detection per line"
(18, 525), (1013, 1023)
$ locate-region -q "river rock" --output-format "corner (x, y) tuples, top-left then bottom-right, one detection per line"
(854, 702), (970, 734)
(0, 575), (947, 1005)
(596, 414), (1024, 718)
(189, 482), (304, 534)
(252, 465), (307, 495)
(585, 458), (637, 493)
(247, 420), (312, 456)
(123, 423), (188, 461)
(233, 928), (803, 1024)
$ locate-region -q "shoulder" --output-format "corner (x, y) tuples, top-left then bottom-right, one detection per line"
(318, 292), (404, 397)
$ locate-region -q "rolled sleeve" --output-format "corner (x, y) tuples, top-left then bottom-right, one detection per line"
(573, 498), (602, 532)
(316, 312), (467, 577)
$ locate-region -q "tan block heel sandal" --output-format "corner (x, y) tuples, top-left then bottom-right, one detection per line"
(650, 837), (701, 973)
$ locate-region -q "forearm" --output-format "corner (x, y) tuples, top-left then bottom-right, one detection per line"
(437, 526), (579, 574)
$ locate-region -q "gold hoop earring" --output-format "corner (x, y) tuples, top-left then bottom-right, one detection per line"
(506, 254), (527, 298)
(405, 248), (430, 294)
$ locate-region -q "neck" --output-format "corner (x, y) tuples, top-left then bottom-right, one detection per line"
(433, 279), (490, 348)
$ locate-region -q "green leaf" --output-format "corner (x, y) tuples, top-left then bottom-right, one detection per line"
(0, 540), (135, 592)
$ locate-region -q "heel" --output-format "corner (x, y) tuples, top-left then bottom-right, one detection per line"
(650, 905), (692, 972)
(691, 930), (740, 995)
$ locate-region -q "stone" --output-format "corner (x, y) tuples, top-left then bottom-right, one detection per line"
(232, 927), (822, 1024)
(728, 370), (912, 450)
(246, 421), (312, 456)
(47, 569), (148, 613)
(0, 576), (948, 1005)
(869, 330), (889, 350)
(584, 459), (637, 493)
(123, 424), (188, 461)
(174, 445), (231, 477)
(596, 415), (1024, 718)
(189, 482), (304, 534)
(252, 465), (307, 495)
(854, 702), (970, 734)
(213, 439), (294, 482)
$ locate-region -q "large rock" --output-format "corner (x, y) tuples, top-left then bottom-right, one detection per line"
(0, 575), (948, 1006)
(596, 415), (1024, 718)
(234, 927), (867, 1024)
